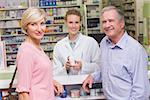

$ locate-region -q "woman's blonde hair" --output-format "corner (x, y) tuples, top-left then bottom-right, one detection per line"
(21, 7), (46, 33)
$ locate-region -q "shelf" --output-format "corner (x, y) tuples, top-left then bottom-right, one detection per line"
(126, 29), (136, 31)
(126, 21), (135, 25)
(123, 1), (134, 4)
(85, 3), (99, 6)
(124, 8), (135, 11)
(5, 42), (21, 45)
(88, 27), (100, 31)
(46, 23), (64, 26)
(47, 15), (64, 18)
(39, 5), (80, 9)
(0, 18), (21, 21)
(0, 26), (21, 29)
(45, 32), (68, 35)
(41, 41), (57, 43)
(6, 51), (17, 54)
(84, 1), (101, 35)
(124, 15), (135, 17)
(0, 7), (28, 11)
(1, 34), (24, 37)
(87, 17), (99, 19)
(6, 59), (16, 62)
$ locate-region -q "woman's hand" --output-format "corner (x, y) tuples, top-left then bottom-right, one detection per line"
(53, 80), (64, 96)
(19, 92), (29, 100)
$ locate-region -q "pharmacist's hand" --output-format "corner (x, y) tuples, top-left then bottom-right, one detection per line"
(82, 74), (94, 93)
(72, 60), (82, 71)
(53, 80), (64, 96)
(64, 56), (72, 70)
(64, 60), (72, 70)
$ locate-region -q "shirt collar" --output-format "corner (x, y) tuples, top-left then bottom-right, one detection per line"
(106, 31), (128, 49)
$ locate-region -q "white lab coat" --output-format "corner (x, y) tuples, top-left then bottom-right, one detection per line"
(53, 33), (101, 75)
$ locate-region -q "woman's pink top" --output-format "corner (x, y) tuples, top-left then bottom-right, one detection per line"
(16, 42), (55, 100)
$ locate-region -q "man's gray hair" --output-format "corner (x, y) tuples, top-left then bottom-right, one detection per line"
(101, 6), (124, 21)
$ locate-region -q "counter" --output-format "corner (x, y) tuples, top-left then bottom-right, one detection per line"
(0, 67), (150, 99)
(0, 70), (106, 99)
(0, 70), (150, 89)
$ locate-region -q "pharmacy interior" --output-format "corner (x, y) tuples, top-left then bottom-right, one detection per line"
(0, 0), (150, 99)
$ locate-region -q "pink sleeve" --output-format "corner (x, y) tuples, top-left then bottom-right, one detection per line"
(16, 48), (33, 93)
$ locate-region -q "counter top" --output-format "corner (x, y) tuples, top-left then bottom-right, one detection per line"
(0, 67), (150, 89)
(0, 74), (88, 89)
(54, 74), (88, 85)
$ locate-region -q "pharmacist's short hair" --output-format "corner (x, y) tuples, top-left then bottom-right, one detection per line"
(101, 6), (124, 21)
(65, 9), (82, 21)
(21, 7), (46, 33)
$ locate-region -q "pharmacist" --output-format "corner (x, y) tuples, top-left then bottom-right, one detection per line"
(53, 9), (101, 75)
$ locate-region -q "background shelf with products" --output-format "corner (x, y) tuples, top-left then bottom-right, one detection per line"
(0, 0), (106, 66)
(123, 0), (137, 39)
(83, 0), (101, 35)
(83, 0), (105, 44)
(0, 0), (83, 66)
(0, 0), (28, 66)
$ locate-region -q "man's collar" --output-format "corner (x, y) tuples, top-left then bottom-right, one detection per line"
(106, 32), (128, 49)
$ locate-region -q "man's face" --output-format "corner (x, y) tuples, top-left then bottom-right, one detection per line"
(101, 10), (124, 40)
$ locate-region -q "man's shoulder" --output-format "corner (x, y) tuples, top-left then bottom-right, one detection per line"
(126, 35), (146, 55)
(127, 35), (143, 49)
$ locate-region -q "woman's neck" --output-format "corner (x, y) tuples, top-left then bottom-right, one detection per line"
(69, 33), (79, 41)
(25, 37), (41, 50)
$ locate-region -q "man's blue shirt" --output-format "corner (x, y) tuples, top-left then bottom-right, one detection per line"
(93, 32), (150, 100)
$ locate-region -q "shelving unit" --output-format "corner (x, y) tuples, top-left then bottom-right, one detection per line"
(109, 0), (122, 9)
(83, 0), (106, 44)
(0, 0), (83, 66)
(83, 0), (102, 35)
(0, 0), (28, 66)
(123, 0), (138, 39)
(1, 0), (107, 66)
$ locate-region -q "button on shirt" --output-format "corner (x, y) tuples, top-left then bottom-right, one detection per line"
(93, 32), (150, 100)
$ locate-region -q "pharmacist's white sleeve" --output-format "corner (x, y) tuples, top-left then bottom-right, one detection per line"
(79, 37), (101, 74)
(53, 44), (67, 76)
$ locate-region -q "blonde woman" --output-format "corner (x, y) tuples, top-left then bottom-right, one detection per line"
(16, 7), (63, 100)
